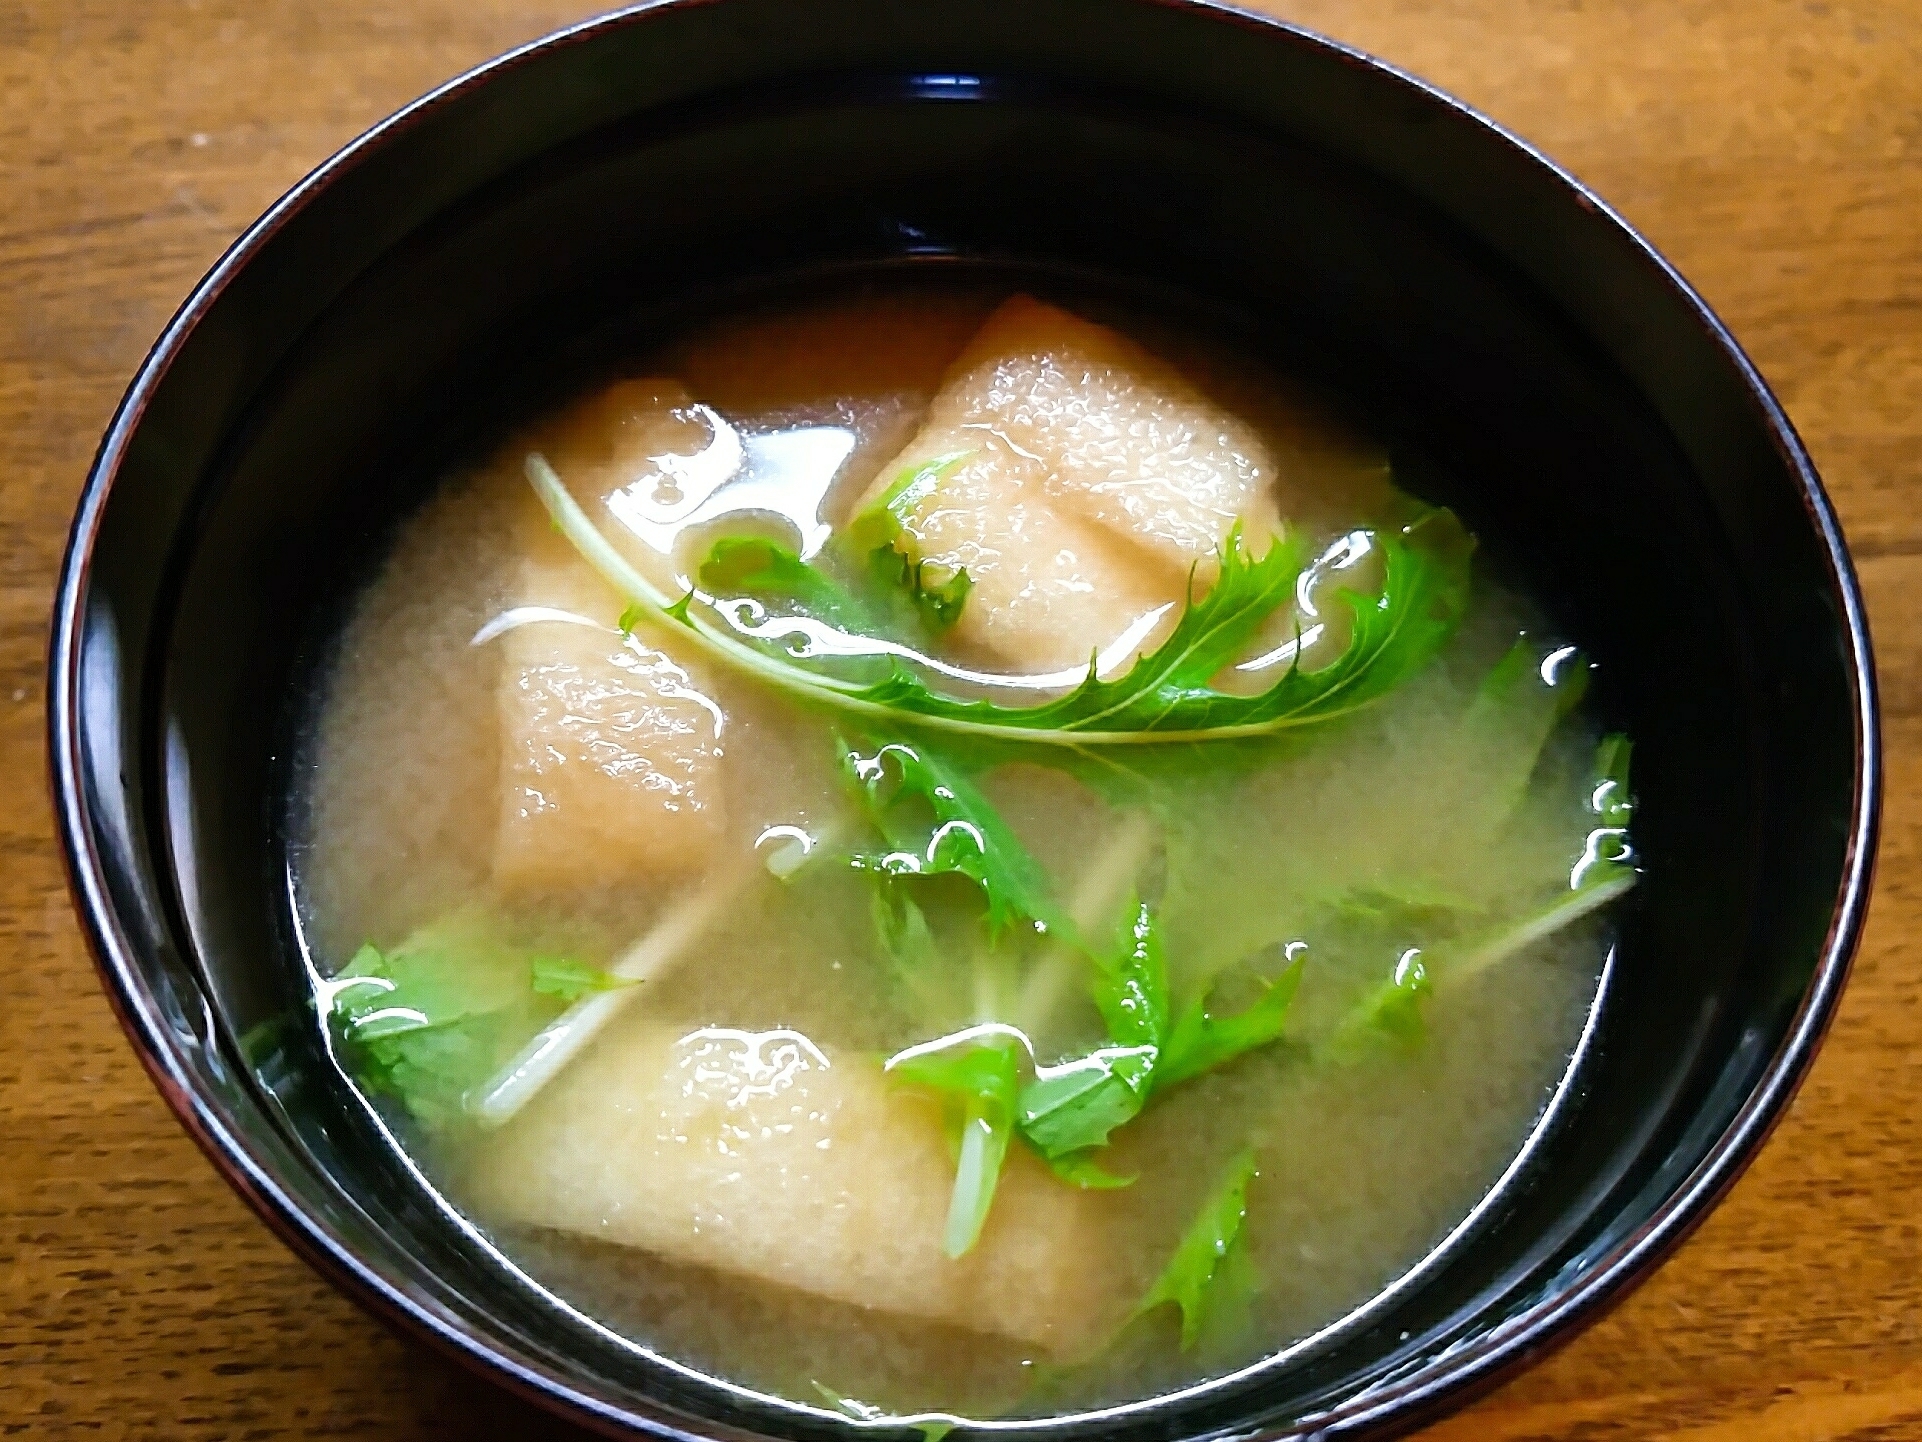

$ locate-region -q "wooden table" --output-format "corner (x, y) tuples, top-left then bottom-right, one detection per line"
(3, 2), (1917, 1436)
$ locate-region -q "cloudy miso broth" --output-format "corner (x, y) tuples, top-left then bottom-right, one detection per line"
(297, 279), (1633, 1422)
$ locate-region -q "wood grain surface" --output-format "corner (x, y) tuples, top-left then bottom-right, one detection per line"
(2, 1), (1916, 1437)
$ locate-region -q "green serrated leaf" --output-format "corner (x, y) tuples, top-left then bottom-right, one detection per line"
(1015, 899), (1171, 1158)
(866, 543), (974, 631)
(1472, 635), (1536, 705)
(1134, 1147), (1262, 1350)
(1590, 732), (1635, 829)
(871, 884), (939, 970)
(1450, 731), (1638, 977)
(867, 882), (963, 1026)
(1036, 1146), (1138, 1189)
(1564, 731), (1638, 893)
(1016, 904), (1304, 1161)
(1331, 879), (1482, 921)
(1094, 898), (1171, 1049)
(840, 736), (1073, 943)
(809, 1380), (875, 1421)
(837, 451), (981, 630)
(887, 1033), (1022, 1257)
(531, 451), (1472, 749)
(1151, 628), (1599, 1000)
(1325, 948), (1433, 1061)
(919, 564), (973, 629)
(807, 1388), (954, 1442)
(528, 956), (631, 1002)
(1464, 637), (1592, 820)
(326, 920), (524, 1042)
(699, 518), (976, 648)
(845, 451), (975, 556)
(1154, 952), (1306, 1093)
(1328, 733), (1639, 1051)
(1017, 1045), (1158, 1158)
(840, 510), (1469, 743)
(323, 913), (593, 1128)
(1453, 873), (1637, 982)
(694, 533), (889, 637)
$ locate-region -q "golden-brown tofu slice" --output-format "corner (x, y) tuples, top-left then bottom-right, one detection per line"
(877, 436), (1185, 675)
(855, 295), (1282, 672)
(933, 294), (1283, 567)
(463, 1020), (1116, 1356)
(518, 376), (738, 585)
(494, 557), (725, 889)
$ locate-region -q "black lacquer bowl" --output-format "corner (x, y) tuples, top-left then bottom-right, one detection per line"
(47, 2), (1879, 1438)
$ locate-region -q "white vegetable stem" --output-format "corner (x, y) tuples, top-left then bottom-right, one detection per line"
(525, 453), (875, 710)
(526, 451), (1372, 749)
(1443, 870), (1637, 988)
(944, 1105), (1004, 1259)
(1013, 810), (1158, 1037)
(463, 870), (754, 1127)
(465, 817), (845, 1127)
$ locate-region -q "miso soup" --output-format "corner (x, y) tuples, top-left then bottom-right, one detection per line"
(296, 280), (1635, 1424)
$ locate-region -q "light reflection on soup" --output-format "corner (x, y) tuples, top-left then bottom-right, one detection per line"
(297, 279), (1632, 1423)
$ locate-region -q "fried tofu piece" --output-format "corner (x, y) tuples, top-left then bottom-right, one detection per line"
(878, 435), (1185, 674)
(515, 375), (747, 586)
(463, 1020), (1116, 1357)
(660, 290), (995, 414)
(494, 556), (725, 889)
(855, 296), (1282, 672)
(530, 377), (710, 498)
(935, 294), (1283, 566)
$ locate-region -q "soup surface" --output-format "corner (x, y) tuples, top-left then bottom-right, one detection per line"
(297, 278), (1634, 1424)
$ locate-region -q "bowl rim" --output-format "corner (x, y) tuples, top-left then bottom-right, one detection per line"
(45, 1), (1882, 1437)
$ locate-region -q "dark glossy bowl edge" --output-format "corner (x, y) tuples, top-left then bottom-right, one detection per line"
(45, 3), (1882, 1439)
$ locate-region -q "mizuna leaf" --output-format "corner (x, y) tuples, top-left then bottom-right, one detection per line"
(530, 452), (1472, 748)
(1575, 732), (1636, 883)
(886, 1032), (1022, 1257)
(1153, 952), (1307, 1094)
(1462, 637), (1592, 821)
(866, 882), (966, 1026)
(322, 914), (578, 1128)
(1016, 904), (1305, 1159)
(1015, 900), (1169, 1159)
(807, 1381), (958, 1442)
(844, 451), (974, 555)
(1134, 1147), (1262, 1350)
(1093, 899), (1171, 1051)
(1329, 733), (1639, 1054)
(1017, 1044), (1158, 1159)
(528, 956), (633, 1002)
(697, 534), (886, 636)
(865, 543), (974, 631)
(1034, 1146), (1137, 1190)
(870, 884), (940, 970)
(1439, 732), (1638, 984)
(840, 737), (1075, 943)
(1324, 948), (1434, 1062)
(844, 509), (1473, 742)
